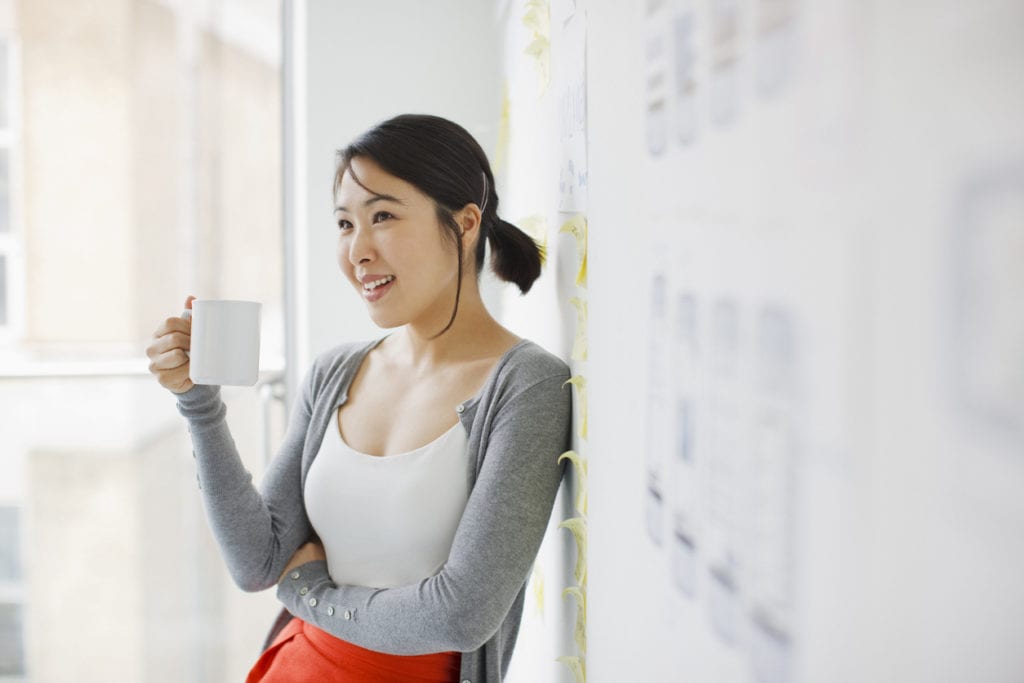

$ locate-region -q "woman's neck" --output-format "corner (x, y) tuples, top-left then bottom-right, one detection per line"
(396, 287), (514, 369)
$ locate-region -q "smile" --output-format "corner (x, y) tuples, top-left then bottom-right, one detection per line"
(363, 275), (395, 291)
(362, 275), (396, 302)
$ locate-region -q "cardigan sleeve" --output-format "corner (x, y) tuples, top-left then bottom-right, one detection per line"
(175, 363), (319, 592)
(276, 367), (572, 654)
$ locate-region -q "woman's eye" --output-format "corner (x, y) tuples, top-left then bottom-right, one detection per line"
(373, 211), (393, 224)
(337, 219), (352, 230)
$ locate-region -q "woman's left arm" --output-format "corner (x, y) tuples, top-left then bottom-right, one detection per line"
(276, 370), (572, 654)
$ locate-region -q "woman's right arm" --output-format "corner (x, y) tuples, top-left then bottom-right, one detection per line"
(146, 297), (315, 592)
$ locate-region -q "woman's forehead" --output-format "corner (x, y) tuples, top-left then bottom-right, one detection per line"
(335, 158), (420, 206)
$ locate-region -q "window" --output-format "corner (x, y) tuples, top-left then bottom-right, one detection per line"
(0, 5), (286, 679)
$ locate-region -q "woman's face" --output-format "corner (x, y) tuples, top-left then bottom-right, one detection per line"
(334, 156), (465, 331)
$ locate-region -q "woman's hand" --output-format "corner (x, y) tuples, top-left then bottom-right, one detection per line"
(279, 542), (327, 583)
(146, 295), (197, 395)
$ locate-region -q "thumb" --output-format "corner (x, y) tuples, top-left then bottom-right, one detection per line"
(182, 295), (197, 322)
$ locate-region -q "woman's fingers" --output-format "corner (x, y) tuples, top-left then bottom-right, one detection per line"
(148, 346), (190, 372)
(146, 301), (196, 394)
(156, 330), (191, 356)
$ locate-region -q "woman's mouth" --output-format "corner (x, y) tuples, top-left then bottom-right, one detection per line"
(362, 275), (396, 302)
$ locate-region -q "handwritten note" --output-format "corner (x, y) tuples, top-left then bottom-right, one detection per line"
(553, 0), (588, 211)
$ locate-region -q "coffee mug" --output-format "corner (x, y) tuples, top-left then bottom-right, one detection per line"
(186, 299), (262, 386)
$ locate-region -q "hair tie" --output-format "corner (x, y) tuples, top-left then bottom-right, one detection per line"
(479, 171), (489, 214)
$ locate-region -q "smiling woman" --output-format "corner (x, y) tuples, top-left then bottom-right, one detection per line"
(147, 114), (572, 683)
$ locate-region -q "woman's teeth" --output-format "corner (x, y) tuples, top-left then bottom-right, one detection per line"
(364, 275), (395, 291)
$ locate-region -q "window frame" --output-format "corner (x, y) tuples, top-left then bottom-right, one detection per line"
(0, 35), (23, 345)
(0, 502), (25, 681)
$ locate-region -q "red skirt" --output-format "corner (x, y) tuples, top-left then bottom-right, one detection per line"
(246, 617), (461, 683)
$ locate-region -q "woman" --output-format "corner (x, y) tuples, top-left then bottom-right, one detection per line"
(145, 114), (572, 682)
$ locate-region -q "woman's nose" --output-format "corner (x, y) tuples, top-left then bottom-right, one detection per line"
(348, 226), (374, 265)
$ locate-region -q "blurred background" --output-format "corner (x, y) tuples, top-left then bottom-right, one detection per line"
(0, 1), (287, 681)
(0, 1), (1021, 682)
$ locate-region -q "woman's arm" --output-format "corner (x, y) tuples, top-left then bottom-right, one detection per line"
(275, 370), (572, 654)
(175, 369), (318, 592)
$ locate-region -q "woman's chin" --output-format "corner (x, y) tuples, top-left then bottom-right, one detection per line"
(367, 311), (405, 330)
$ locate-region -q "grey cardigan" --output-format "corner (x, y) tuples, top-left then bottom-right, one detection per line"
(175, 337), (572, 683)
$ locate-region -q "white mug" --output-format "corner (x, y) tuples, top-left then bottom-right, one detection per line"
(186, 299), (262, 386)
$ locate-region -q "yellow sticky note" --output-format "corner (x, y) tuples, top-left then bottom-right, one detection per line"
(563, 375), (588, 440)
(518, 215), (548, 265)
(494, 83), (511, 172)
(558, 516), (588, 586)
(530, 563), (545, 619)
(563, 586), (588, 654)
(557, 655), (586, 683)
(558, 450), (588, 517)
(522, 6), (546, 34)
(559, 214), (588, 287)
(569, 296), (588, 361)
(522, 0), (551, 95)
(524, 37), (550, 94)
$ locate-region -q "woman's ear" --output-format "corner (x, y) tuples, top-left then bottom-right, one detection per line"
(457, 202), (483, 246)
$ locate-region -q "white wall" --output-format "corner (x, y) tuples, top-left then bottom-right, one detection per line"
(585, 1), (1024, 682)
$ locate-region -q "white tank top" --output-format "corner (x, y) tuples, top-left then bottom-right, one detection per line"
(304, 413), (470, 588)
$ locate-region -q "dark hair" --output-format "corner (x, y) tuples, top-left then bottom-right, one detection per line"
(335, 114), (542, 335)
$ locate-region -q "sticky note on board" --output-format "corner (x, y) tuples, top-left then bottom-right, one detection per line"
(557, 655), (586, 683)
(494, 83), (511, 172)
(522, 0), (551, 95)
(518, 215), (548, 265)
(563, 586), (588, 654)
(569, 296), (588, 361)
(564, 375), (588, 440)
(523, 0), (548, 30)
(530, 563), (545, 619)
(524, 37), (551, 95)
(560, 214), (588, 287)
(558, 450), (588, 517)
(558, 516), (588, 586)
